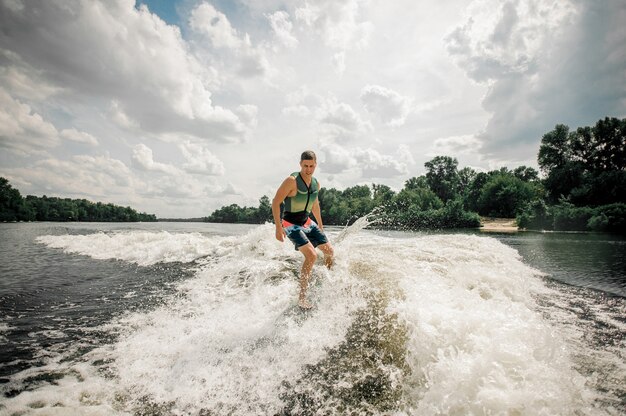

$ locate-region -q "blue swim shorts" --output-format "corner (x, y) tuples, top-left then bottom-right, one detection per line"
(282, 218), (329, 250)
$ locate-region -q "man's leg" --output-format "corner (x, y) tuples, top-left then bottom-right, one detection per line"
(298, 243), (317, 308)
(317, 242), (334, 269)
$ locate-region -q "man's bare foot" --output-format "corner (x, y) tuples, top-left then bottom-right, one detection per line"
(298, 298), (313, 309)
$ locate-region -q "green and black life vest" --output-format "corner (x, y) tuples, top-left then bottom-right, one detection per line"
(282, 172), (319, 225)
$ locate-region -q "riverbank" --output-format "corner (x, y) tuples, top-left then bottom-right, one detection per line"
(480, 217), (519, 232)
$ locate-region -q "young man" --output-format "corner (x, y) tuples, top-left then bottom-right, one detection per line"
(272, 150), (334, 309)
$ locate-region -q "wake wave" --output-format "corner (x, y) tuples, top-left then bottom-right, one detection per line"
(37, 230), (238, 266)
(5, 223), (619, 415)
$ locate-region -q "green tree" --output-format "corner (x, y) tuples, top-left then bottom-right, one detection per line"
(208, 204), (244, 223)
(319, 188), (343, 224)
(424, 156), (460, 202)
(538, 118), (626, 205)
(404, 176), (429, 191)
(513, 166), (539, 182)
(371, 184), (395, 206)
(477, 174), (537, 217)
(342, 185), (371, 200)
(464, 172), (490, 212)
(457, 167), (477, 196)
(342, 185), (375, 221)
(538, 124), (571, 172)
(0, 177), (24, 221)
(1, 179), (155, 222)
(392, 188), (443, 212)
(256, 195), (272, 223)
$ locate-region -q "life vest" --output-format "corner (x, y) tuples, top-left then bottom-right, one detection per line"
(282, 172), (319, 225)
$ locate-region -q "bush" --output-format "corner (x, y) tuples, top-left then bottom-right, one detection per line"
(589, 203), (626, 233)
(519, 202), (626, 233)
(516, 199), (553, 230)
(552, 203), (594, 231)
(382, 198), (480, 230)
(477, 174), (537, 217)
(587, 213), (609, 232)
(443, 199), (481, 228)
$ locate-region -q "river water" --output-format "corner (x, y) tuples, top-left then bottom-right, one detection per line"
(0, 221), (624, 415)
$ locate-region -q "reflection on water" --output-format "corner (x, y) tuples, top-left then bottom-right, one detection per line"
(490, 231), (626, 298)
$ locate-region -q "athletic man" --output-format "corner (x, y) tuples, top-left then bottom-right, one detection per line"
(272, 150), (334, 309)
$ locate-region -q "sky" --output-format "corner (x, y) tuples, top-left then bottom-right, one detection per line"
(0, 0), (624, 218)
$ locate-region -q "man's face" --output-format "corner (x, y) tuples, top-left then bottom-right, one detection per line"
(300, 159), (317, 176)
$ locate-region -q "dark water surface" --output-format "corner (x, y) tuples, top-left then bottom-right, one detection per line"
(490, 231), (626, 298)
(0, 222), (247, 382)
(0, 222), (624, 414)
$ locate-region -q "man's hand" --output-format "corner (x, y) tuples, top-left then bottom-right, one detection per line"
(275, 226), (286, 242)
(272, 176), (296, 243)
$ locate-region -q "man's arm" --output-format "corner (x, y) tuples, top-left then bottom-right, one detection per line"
(311, 183), (324, 231)
(312, 199), (324, 231)
(272, 177), (296, 241)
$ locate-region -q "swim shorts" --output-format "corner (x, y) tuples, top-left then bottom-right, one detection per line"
(282, 217), (329, 250)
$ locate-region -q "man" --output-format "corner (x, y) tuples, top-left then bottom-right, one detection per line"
(272, 150), (334, 309)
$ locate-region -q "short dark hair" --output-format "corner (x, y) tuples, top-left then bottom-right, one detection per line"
(301, 150), (316, 161)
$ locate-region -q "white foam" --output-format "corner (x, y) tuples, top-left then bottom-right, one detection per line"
(36, 231), (236, 266)
(379, 234), (598, 415)
(109, 224), (367, 413)
(0, 322), (14, 332)
(0, 322), (14, 343)
(4, 225), (620, 415)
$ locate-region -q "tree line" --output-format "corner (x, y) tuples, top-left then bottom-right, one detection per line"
(519, 116), (625, 232)
(207, 116), (625, 233)
(0, 177), (156, 222)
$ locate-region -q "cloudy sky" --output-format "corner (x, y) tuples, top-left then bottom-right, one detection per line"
(0, 0), (624, 218)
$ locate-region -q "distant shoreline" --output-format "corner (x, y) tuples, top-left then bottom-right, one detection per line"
(157, 218), (206, 222)
(480, 217), (519, 233)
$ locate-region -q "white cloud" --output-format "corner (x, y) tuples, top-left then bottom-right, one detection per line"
(360, 85), (413, 127)
(431, 134), (482, 156)
(1, 0), (23, 13)
(266, 11), (298, 49)
(282, 86), (323, 117)
(332, 52), (346, 74)
(189, 2), (268, 78)
(141, 174), (207, 199)
(356, 148), (409, 177)
(0, 88), (59, 153)
(131, 162), (218, 200)
(71, 154), (134, 188)
(295, 0), (373, 50)
(132, 144), (180, 176)
(109, 100), (139, 130)
(0, 49), (61, 101)
(60, 128), (99, 146)
(235, 104), (259, 129)
(396, 144), (415, 166)
(130, 142), (231, 201)
(320, 142), (358, 173)
(221, 182), (240, 195)
(6, 154), (139, 199)
(320, 142), (409, 178)
(317, 97), (372, 134)
(444, 0), (625, 160)
(189, 2), (247, 49)
(0, 0), (248, 143)
(446, 0), (576, 82)
(179, 140), (225, 176)
(293, 0), (373, 74)
(282, 105), (311, 117)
